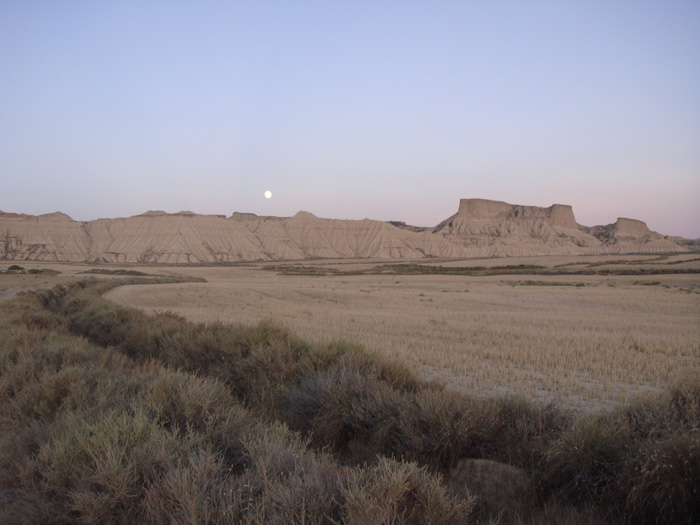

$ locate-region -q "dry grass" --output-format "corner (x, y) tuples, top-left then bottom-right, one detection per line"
(0, 284), (473, 524)
(2, 274), (698, 523)
(104, 254), (700, 413)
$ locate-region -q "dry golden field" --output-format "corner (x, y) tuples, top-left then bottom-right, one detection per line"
(98, 254), (700, 413)
(3, 254), (699, 413)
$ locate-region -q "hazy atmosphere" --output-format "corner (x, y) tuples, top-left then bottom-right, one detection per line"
(2, 2), (699, 237)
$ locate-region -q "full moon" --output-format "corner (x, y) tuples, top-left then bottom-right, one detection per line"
(264, 190), (272, 199)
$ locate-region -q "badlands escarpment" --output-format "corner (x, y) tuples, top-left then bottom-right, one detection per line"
(0, 199), (694, 263)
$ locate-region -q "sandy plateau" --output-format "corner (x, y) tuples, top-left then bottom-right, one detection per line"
(2, 199), (697, 263)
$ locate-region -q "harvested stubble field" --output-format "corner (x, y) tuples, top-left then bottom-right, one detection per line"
(103, 253), (700, 413)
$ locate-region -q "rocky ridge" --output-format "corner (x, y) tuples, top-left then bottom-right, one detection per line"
(0, 199), (696, 263)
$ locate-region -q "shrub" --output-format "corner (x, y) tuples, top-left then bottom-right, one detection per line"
(395, 389), (489, 469)
(341, 457), (473, 524)
(1, 291), (66, 332)
(311, 340), (420, 393)
(623, 379), (700, 441)
(478, 396), (567, 468)
(284, 368), (410, 459)
(142, 450), (244, 524)
(627, 430), (700, 523)
(68, 300), (143, 347)
(542, 415), (632, 510)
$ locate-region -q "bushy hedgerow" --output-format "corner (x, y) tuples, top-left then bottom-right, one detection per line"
(0, 294), (469, 524)
(540, 381), (700, 522)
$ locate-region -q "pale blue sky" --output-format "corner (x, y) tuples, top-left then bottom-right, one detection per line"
(2, 2), (699, 237)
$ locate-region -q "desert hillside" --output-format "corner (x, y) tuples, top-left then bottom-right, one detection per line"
(0, 199), (695, 263)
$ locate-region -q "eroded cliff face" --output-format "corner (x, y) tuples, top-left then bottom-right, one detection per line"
(433, 199), (688, 256)
(0, 211), (91, 261)
(433, 199), (600, 256)
(0, 200), (692, 263)
(454, 199), (576, 228)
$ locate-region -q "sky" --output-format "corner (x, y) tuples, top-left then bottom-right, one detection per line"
(1, 2), (699, 238)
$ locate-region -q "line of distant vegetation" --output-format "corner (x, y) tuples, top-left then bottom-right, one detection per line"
(265, 262), (700, 277)
(79, 268), (159, 276)
(0, 264), (60, 275)
(511, 280), (588, 287)
(1, 276), (697, 523)
(554, 255), (700, 268)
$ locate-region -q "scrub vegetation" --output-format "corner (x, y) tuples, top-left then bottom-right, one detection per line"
(1, 275), (698, 523)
